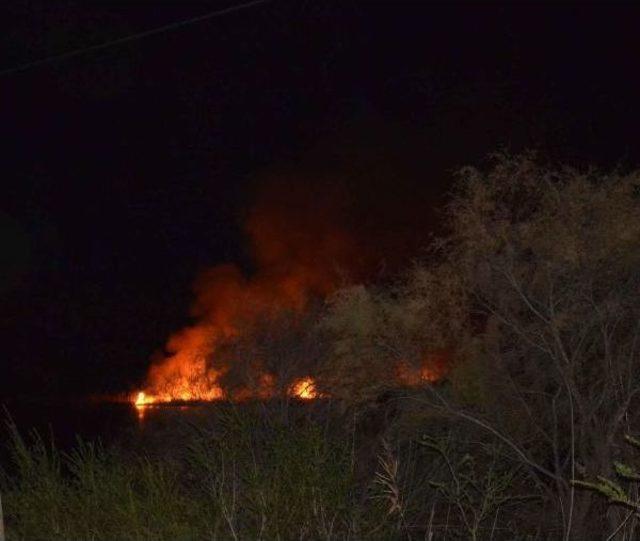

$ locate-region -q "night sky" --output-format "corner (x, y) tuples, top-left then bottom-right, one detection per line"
(2, 2), (639, 400)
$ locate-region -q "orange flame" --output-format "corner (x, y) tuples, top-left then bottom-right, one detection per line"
(289, 377), (319, 400)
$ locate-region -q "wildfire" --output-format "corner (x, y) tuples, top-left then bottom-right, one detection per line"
(130, 181), (362, 410)
(131, 179), (448, 413)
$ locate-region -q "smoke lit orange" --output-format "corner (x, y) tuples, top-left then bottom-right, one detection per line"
(134, 181), (364, 407)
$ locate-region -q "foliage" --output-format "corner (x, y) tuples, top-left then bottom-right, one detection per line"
(1, 403), (549, 540)
(421, 437), (527, 541)
(317, 152), (640, 538)
(431, 154), (640, 537)
(572, 434), (640, 538)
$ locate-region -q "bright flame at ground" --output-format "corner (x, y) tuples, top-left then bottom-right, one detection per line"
(134, 387), (224, 408)
(134, 376), (322, 409)
(132, 355), (448, 410)
(135, 391), (152, 406)
(289, 377), (318, 400)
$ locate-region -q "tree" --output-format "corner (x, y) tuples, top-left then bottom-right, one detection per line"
(411, 153), (640, 539)
(321, 153), (640, 538)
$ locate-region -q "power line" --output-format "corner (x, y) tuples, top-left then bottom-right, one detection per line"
(0, 0), (269, 76)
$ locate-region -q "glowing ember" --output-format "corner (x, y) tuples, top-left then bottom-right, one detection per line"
(395, 352), (449, 388)
(420, 366), (440, 383)
(289, 377), (318, 400)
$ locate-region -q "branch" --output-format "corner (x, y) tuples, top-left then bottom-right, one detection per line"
(415, 388), (563, 485)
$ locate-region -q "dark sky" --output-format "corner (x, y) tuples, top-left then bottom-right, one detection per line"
(2, 1), (639, 399)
